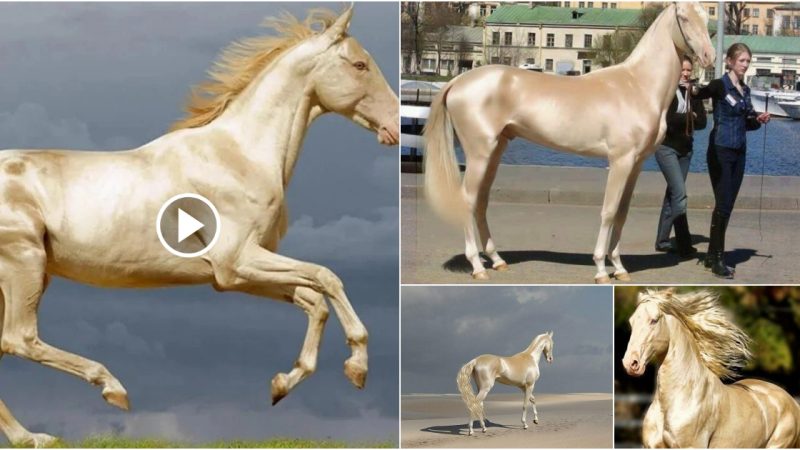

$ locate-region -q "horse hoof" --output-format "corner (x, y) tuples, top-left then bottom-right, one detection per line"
(102, 386), (130, 411)
(468, 431), (474, 436)
(594, 274), (612, 284)
(613, 271), (632, 281)
(344, 357), (367, 389)
(28, 433), (58, 448)
(472, 271), (489, 280)
(523, 424), (528, 430)
(482, 428), (486, 433)
(493, 262), (509, 271)
(271, 372), (290, 405)
(534, 418), (539, 425)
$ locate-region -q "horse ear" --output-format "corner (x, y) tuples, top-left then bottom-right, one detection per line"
(322, 4), (353, 45)
(548, 330), (554, 337)
(663, 288), (675, 297)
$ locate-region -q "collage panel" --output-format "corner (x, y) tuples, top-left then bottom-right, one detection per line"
(401, 286), (613, 448)
(0, 2), (398, 448)
(615, 286), (800, 448)
(401, 1), (800, 286)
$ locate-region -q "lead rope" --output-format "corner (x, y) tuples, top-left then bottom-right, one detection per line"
(685, 86), (693, 137)
(758, 94), (769, 241)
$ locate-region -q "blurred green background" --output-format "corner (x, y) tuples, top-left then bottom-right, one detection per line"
(614, 286), (800, 447)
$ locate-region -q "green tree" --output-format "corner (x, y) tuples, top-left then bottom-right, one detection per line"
(590, 2), (666, 67)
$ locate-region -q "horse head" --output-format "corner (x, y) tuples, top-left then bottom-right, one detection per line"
(543, 330), (554, 364)
(622, 289), (672, 377)
(302, 6), (399, 146)
(671, 2), (715, 68)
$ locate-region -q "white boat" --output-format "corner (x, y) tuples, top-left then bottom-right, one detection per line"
(777, 100), (800, 120)
(750, 89), (800, 117)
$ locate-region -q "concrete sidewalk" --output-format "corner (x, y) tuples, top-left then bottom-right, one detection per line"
(402, 165), (800, 210)
(401, 165), (800, 284)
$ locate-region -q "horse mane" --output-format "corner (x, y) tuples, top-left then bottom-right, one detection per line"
(525, 332), (552, 354)
(640, 289), (752, 379)
(170, 8), (340, 131)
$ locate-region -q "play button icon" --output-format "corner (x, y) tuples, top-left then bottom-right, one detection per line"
(156, 193), (221, 258)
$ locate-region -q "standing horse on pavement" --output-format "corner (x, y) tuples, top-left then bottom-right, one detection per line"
(0, 6), (398, 447)
(457, 331), (554, 436)
(623, 289), (800, 448)
(424, 2), (714, 283)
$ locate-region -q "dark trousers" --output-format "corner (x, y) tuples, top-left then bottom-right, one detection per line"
(707, 144), (746, 219)
(655, 145), (693, 248)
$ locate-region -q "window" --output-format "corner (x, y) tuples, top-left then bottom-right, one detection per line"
(565, 34), (573, 48)
(528, 32), (536, 46)
(783, 16), (790, 29)
(545, 59), (554, 71)
(583, 59), (592, 74)
(601, 2), (608, 8)
(587, 2), (594, 7)
(492, 32), (500, 45)
(491, 56), (499, 64)
(584, 34), (593, 47)
(502, 57), (512, 65)
(547, 33), (555, 47)
(579, 1), (585, 7)
(504, 32), (513, 46)
(422, 58), (436, 71)
(795, 16), (800, 29)
(753, 24), (759, 34)
(611, 3), (617, 8)
(767, 9), (774, 19)
(480, 6), (486, 16)
(752, 8), (759, 18)
(742, 24), (750, 33)
(709, 7), (715, 17)
(525, 58), (535, 64)
(744, 8), (750, 17)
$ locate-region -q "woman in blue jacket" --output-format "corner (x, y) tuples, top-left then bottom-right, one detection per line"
(695, 43), (770, 279)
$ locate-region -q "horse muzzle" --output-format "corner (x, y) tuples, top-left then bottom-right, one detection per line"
(377, 122), (399, 146)
(622, 355), (646, 377)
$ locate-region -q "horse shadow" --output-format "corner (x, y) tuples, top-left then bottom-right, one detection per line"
(420, 419), (515, 436)
(442, 237), (763, 276)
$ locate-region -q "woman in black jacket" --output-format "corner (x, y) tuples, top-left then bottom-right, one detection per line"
(694, 43), (770, 278)
(655, 55), (706, 257)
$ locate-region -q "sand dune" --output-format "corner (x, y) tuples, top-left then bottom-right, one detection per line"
(401, 393), (612, 448)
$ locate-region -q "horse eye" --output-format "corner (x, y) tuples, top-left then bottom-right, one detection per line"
(650, 318), (658, 325)
(353, 61), (367, 71)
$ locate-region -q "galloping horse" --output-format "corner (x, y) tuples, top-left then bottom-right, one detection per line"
(457, 331), (554, 436)
(0, 7), (398, 447)
(424, 3), (714, 283)
(623, 289), (800, 448)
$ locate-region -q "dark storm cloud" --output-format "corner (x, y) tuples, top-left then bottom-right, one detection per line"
(401, 287), (613, 395)
(0, 2), (398, 444)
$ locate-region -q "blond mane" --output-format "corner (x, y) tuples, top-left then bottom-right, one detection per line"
(640, 289), (751, 379)
(171, 8), (341, 131)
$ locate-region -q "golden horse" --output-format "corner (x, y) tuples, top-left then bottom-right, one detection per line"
(0, 6), (398, 447)
(623, 289), (800, 448)
(424, 3), (714, 283)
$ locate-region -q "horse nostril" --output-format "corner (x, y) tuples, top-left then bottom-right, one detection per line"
(631, 359), (639, 370)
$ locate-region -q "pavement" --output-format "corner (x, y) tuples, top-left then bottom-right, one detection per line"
(401, 165), (800, 284)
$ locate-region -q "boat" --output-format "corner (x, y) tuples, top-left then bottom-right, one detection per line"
(777, 100), (800, 120)
(748, 74), (800, 118)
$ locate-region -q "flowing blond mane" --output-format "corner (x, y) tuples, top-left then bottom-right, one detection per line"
(171, 8), (340, 131)
(640, 289), (751, 379)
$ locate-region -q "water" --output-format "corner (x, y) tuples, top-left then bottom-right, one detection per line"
(402, 115), (800, 176)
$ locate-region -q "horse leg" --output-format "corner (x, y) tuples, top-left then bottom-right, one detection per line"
(0, 293), (56, 448)
(0, 248), (129, 411)
(593, 155), (636, 283)
(530, 392), (539, 424)
(234, 285), (329, 405)
(475, 138), (508, 272)
(213, 245), (367, 391)
(474, 378), (494, 433)
(520, 385), (532, 429)
(607, 160), (644, 281)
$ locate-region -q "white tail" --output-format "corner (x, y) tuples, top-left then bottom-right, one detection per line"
(423, 82), (469, 225)
(456, 358), (482, 419)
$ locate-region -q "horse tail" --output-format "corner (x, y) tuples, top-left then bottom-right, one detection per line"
(456, 358), (482, 419)
(423, 80), (469, 226)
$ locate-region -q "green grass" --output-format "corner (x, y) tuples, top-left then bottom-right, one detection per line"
(35, 435), (395, 448)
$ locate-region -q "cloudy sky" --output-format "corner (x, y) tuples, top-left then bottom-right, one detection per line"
(0, 2), (398, 445)
(402, 287), (613, 394)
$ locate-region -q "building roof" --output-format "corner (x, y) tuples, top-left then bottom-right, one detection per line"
(715, 34), (800, 55)
(775, 3), (800, 11)
(486, 5), (642, 27)
(442, 25), (484, 43)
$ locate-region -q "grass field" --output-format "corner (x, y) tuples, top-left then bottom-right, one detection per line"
(9, 435), (396, 448)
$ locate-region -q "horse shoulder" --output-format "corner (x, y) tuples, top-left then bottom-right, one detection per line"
(641, 396), (666, 448)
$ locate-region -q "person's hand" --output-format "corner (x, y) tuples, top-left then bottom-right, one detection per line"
(692, 112), (697, 119)
(757, 112), (771, 124)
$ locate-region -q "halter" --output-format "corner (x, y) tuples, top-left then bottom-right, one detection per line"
(673, 3), (695, 57)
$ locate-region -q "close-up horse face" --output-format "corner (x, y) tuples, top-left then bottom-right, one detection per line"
(309, 11), (399, 146)
(622, 300), (669, 377)
(674, 2), (715, 68)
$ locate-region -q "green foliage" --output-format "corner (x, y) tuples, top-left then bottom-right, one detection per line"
(34, 435), (395, 449)
(590, 2), (666, 67)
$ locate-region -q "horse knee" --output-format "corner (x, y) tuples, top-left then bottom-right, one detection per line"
(315, 266), (343, 293)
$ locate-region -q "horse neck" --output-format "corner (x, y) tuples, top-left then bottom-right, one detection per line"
(656, 316), (721, 412)
(622, 5), (682, 111)
(214, 58), (322, 187)
(524, 336), (546, 361)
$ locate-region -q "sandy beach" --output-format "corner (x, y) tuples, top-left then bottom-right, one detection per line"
(401, 392), (612, 448)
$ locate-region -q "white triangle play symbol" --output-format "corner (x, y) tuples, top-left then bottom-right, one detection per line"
(178, 208), (205, 243)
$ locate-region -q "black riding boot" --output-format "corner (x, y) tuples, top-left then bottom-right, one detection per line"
(673, 214), (697, 258)
(705, 211), (733, 278)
